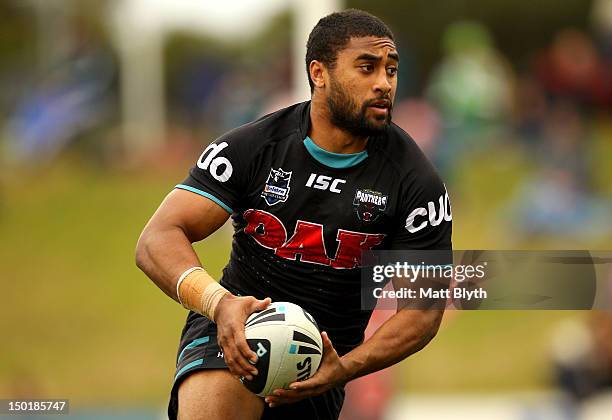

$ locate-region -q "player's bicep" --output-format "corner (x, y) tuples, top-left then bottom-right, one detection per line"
(391, 273), (448, 311)
(147, 188), (230, 243)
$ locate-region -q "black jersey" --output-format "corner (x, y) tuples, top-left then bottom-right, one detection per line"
(177, 101), (452, 355)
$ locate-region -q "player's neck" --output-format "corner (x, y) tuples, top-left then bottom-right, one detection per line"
(308, 100), (368, 154)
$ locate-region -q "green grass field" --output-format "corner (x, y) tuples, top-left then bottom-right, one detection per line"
(0, 156), (590, 406)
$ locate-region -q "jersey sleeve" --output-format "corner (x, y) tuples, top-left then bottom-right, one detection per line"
(175, 135), (249, 213)
(390, 170), (453, 251)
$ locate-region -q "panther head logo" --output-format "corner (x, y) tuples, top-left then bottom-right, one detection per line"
(353, 189), (388, 223)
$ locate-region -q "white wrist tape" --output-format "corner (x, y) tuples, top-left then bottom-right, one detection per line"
(176, 266), (230, 321)
(176, 266), (204, 306)
(200, 282), (230, 322)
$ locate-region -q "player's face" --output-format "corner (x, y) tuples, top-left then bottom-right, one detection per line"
(327, 36), (398, 137)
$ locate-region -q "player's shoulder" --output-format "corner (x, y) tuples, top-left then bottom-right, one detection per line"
(378, 122), (442, 186)
(381, 124), (450, 221)
(212, 101), (308, 153)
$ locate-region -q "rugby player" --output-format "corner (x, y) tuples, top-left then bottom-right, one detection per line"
(136, 9), (452, 420)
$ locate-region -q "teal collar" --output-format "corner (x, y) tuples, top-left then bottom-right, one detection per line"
(303, 137), (368, 169)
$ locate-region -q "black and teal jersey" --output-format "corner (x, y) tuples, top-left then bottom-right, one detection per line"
(176, 101), (452, 355)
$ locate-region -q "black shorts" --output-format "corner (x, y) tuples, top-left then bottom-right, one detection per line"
(168, 311), (345, 420)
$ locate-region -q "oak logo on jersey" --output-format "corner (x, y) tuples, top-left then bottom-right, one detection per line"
(261, 168), (292, 206)
(353, 189), (388, 223)
(243, 209), (386, 269)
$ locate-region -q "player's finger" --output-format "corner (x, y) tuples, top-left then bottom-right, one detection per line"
(289, 375), (323, 391)
(233, 328), (259, 372)
(275, 386), (321, 400)
(266, 395), (297, 407)
(229, 343), (257, 378)
(252, 297), (272, 312)
(226, 329), (259, 375)
(268, 398), (297, 407)
(321, 331), (336, 355)
(221, 333), (254, 379)
(271, 389), (301, 398)
(225, 349), (254, 380)
(266, 390), (312, 406)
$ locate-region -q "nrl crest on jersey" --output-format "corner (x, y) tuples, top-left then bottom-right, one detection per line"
(261, 168), (292, 206)
(353, 189), (388, 223)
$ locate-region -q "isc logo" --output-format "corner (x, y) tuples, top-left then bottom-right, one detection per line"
(197, 141), (233, 182)
(305, 173), (346, 193)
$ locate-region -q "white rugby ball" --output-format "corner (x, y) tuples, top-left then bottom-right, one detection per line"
(242, 301), (323, 397)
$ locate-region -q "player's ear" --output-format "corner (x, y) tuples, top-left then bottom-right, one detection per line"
(309, 60), (326, 90)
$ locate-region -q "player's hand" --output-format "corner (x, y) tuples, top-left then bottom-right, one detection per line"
(265, 331), (350, 407)
(215, 294), (272, 381)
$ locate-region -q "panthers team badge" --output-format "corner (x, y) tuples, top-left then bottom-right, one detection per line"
(353, 189), (388, 223)
(261, 168), (292, 206)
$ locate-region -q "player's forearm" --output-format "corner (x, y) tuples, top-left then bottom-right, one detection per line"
(340, 309), (444, 381)
(135, 225), (202, 301)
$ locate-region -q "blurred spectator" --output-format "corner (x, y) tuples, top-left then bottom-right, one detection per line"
(591, 0), (612, 60)
(512, 74), (549, 145)
(5, 20), (116, 163)
(426, 21), (514, 127)
(425, 21), (515, 176)
(507, 99), (611, 239)
(509, 167), (609, 239)
(205, 70), (266, 132)
(505, 29), (612, 240)
(539, 101), (591, 189)
(534, 28), (612, 109)
(170, 56), (226, 128)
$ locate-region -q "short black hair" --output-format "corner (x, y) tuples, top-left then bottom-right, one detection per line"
(305, 9), (395, 92)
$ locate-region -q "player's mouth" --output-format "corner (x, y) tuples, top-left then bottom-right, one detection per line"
(367, 99), (391, 116)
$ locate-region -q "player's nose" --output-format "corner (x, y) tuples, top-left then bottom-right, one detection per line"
(372, 68), (392, 96)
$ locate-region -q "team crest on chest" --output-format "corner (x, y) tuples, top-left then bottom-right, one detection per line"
(353, 189), (388, 223)
(261, 168), (292, 206)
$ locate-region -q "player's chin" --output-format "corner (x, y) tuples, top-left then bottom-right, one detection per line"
(366, 114), (391, 129)
(366, 107), (391, 124)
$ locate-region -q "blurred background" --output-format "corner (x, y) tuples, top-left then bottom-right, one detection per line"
(0, 0), (611, 419)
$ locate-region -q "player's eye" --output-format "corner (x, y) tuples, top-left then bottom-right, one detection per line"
(360, 64), (374, 73)
(386, 66), (398, 77)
